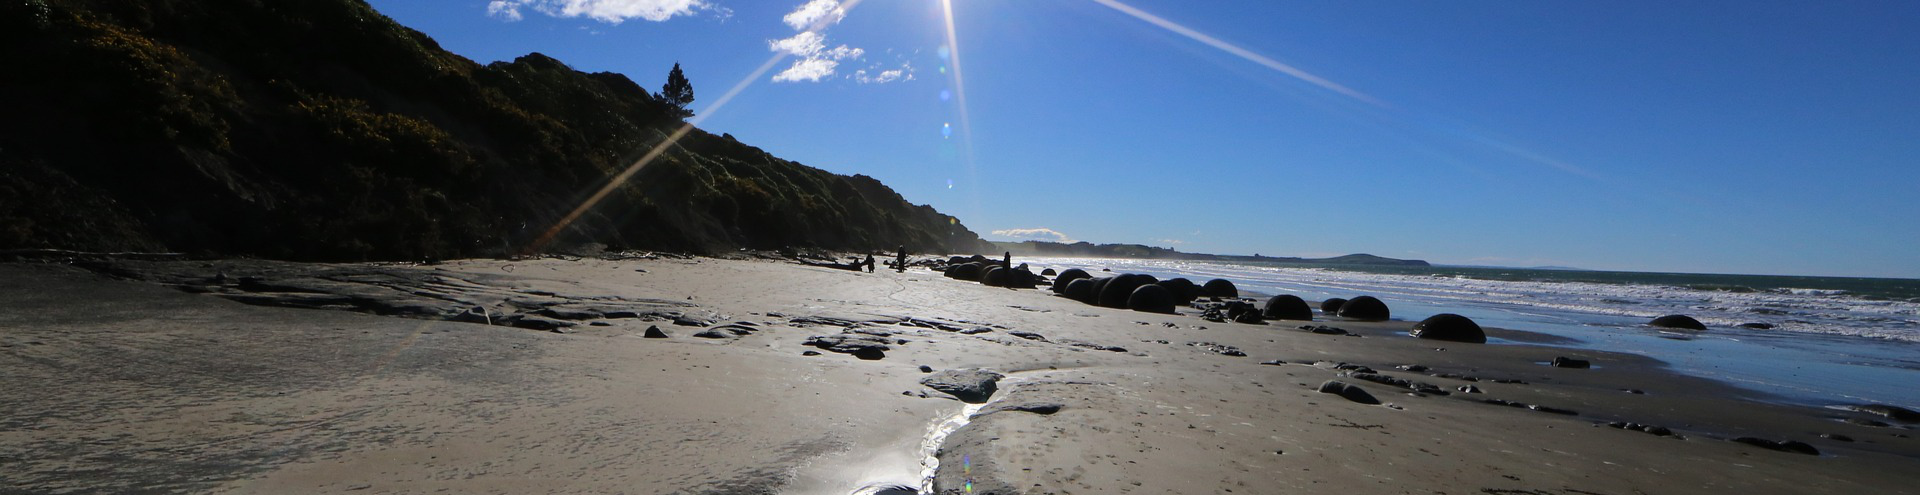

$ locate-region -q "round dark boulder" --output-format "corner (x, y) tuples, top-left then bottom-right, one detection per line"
(1098, 274), (1159, 309)
(1201, 279), (1238, 298)
(1127, 284), (1177, 314)
(1336, 295), (1390, 321)
(1321, 298), (1348, 314)
(946, 263), (983, 281)
(1040, 268), (1057, 276)
(1088, 277), (1113, 304)
(1316, 380), (1380, 405)
(1003, 268), (1038, 289)
(980, 266), (1008, 287)
(1065, 278), (1102, 305)
(1157, 278), (1200, 304)
(1650, 314), (1707, 330)
(1051, 268), (1092, 294)
(1261, 295), (1314, 321)
(1410, 313), (1485, 343)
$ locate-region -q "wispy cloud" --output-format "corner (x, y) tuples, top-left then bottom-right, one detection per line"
(1153, 238), (1185, 245)
(771, 0), (861, 83)
(854, 66), (911, 84)
(782, 0), (846, 30)
(992, 228), (1075, 243)
(486, 0), (718, 23)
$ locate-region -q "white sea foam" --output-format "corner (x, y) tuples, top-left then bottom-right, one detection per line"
(1033, 258), (1920, 343)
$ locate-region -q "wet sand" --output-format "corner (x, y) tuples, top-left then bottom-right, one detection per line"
(2, 256), (1916, 494)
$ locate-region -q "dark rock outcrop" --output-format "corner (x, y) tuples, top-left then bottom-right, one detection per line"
(1336, 295), (1390, 321)
(1261, 294), (1313, 321)
(1156, 278), (1201, 304)
(920, 368), (1005, 403)
(979, 266), (1008, 287)
(1409, 313), (1485, 343)
(1064, 278), (1101, 305)
(804, 333), (891, 360)
(946, 263), (983, 281)
(1650, 314), (1707, 330)
(1550, 356), (1591, 368)
(1321, 298), (1347, 314)
(1316, 380), (1380, 405)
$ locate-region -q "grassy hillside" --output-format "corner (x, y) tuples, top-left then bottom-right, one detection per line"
(0, 0), (992, 260)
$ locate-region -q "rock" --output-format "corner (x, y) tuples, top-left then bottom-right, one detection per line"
(919, 365), (934, 373)
(449, 306), (494, 325)
(1739, 322), (1775, 329)
(1186, 341), (1246, 357)
(1098, 274), (1159, 309)
(1397, 364), (1430, 372)
(1051, 268), (1091, 294)
(510, 315), (575, 331)
(980, 266), (1008, 287)
(1126, 284), (1178, 314)
(1232, 307), (1265, 324)
(1261, 295), (1314, 321)
(692, 329), (731, 339)
(1732, 437), (1820, 456)
(1336, 296), (1390, 321)
(920, 369), (1005, 403)
(1321, 298), (1347, 315)
(1821, 433), (1854, 442)
(1156, 278), (1201, 304)
(801, 350), (821, 356)
(1527, 404), (1578, 415)
(1301, 325), (1349, 335)
(1409, 313), (1484, 343)
(1650, 314), (1707, 330)
(1550, 356), (1591, 368)
(984, 401), (1064, 416)
(1002, 268), (1038, 289)
(1200, 279), (1238, 298)
(804, 333), (893, 360)
(1040, 268), (1057, 276)
(1064, 278), (1101, 305)
(643, 325), (669, 338)
(946, 263), (984, 281)
(588, 321), (611, 327)
(1009, 331), (1047, 341)
(1259, 360), (1287, 366)
(1457, 385), (1482, 393)
(1848, 404), (1920, 423)
(1846, 418), (1891, 427)
(1316, 380), (1380, 405)
(535, 306), (605, 320)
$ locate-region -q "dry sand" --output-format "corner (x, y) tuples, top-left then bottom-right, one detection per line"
(2, 256), (1916, 494)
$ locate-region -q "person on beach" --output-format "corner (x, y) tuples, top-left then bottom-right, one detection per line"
(895, 245), (907, 273)
(863, 254), (875, 273)
(1002, 251), (1012, 271)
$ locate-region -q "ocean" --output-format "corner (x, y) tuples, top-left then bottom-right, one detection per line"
(1029, 257), (1920, 409)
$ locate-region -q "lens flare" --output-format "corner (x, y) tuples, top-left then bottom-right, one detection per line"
(1088, 0), (1383, 107)
(941, 122), (952, 139)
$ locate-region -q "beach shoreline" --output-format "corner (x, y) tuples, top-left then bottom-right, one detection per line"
(2, 256), (1916, 494)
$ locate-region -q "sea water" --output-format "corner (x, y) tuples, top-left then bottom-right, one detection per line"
(1029, 257), (1920, 409)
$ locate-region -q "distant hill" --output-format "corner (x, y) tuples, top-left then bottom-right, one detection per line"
(991, 241), (1430, 267)
(0, 0), (993, 260)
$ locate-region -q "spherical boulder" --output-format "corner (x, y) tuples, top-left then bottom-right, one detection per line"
(1157, 278), (1200, 304)
(1261, 295), (1314, 321)
(1003, 268), (1038, 289)
(1088, 277), (1113, 304)
(1201, 279), (1238, 298)
(1336, 295), (1390, 321)
(1321, 298), (1348, 314)
(1098, 274), (1159, 309)
(1410, 313), (1485, 343)
(946, 263), (982, 281)
(1040, 268), (1057, 276)
(980, 266), (1008, 287)
(1127, 284), (1177, 314)
(1051, 268), (1091, 294)
(1066, 278), (1103, 305)
(1650, 314), (1707, 330)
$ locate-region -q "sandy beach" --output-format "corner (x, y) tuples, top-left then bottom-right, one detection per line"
(3, 255), (1916, 494)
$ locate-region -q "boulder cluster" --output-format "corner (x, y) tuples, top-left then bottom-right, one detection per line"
(1041, 269), (1246, 315)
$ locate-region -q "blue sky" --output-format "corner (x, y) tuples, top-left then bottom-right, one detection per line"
(367, 0), (1920, 278)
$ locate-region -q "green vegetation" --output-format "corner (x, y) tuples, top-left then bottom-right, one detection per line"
(0, 0), (991, 260)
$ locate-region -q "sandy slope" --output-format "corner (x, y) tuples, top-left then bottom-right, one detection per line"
(1, 257), (1915, 495)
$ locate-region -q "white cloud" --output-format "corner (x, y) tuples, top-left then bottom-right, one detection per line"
(992, 228), (1075, 243)
(854, 67), (911, 84)
(782, 0), (845, 30)
(769, 32), (826, 57)
(486, 0), (714, 24)
(1153, 238), (1186, 245)
(773, 58), (838, 83)
(768, 0), (869, 83)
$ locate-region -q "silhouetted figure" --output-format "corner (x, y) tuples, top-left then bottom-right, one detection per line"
(1002, 251), (1012, 270)
(864, 254), (876, 273)
(895, 245), (907, 273)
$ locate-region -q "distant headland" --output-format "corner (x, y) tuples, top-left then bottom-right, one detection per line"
(990, 241), (1430, 267)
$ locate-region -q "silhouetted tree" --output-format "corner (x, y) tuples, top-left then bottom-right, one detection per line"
(659, 62), (695, 118)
